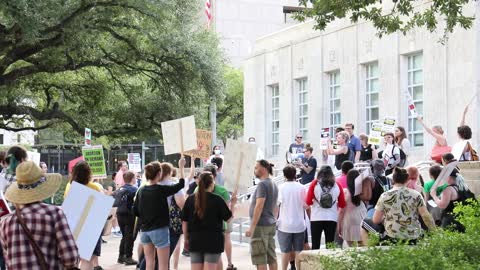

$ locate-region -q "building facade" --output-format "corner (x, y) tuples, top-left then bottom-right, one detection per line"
(244, 2), (480, 166)
(0, 129), (35, 146)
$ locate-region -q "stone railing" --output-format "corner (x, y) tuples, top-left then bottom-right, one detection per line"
(458, 161), (480, 196)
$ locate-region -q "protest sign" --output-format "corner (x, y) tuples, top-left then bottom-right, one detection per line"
(319, 128), (330, 150)
(27, 151), (40, 165)
(127, 153), (142, 172)
(354, 168), (370, 196)
(404, 90), (418, 118)
(84, 128), (92, 146)
(223, 139), (257, 193)
(161, 116), (197, 155)
(184, 129), (212, 160)
(368, 122), (383, 146)
(451, 141), (468, 161)
(62, 182), (114, 260)
(431, 161), (459, 192)
(82, 145), (106, 179)
(381, 117), (396, 136)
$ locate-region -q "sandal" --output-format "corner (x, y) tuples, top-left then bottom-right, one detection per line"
(227, 264), (237, 270)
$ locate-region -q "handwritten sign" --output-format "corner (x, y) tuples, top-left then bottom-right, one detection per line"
(320, 128), (330, 150)
(223, 139), (257, 193)
(161, 116), (197, 155)
(184, 129), (212, 160)
(62, 182), (114, 260)
(381, 117), (396, 136)
(82, 145), (106, 179)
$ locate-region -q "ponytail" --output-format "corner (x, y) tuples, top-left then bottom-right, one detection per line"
(195, 172), (214, 219)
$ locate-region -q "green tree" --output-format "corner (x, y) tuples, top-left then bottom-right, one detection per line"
(216, 66), (243, 142)
(0, 0), (225, 142)
(296, 0), (475, 40)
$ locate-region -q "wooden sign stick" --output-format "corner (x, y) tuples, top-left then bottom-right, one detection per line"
(179, 121), (184, 155)
(73, 195), (95, 241)
(234, 152), (244, 192)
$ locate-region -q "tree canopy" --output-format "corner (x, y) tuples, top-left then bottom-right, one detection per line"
(0, 0), (225, 143)
(216, 66), (243, 142)
(297, 0), (475, 40)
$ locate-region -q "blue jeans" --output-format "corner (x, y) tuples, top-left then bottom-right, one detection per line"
(139, 230), (182, 270)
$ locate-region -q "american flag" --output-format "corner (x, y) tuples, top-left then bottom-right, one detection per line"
(205, 0), (212, 28)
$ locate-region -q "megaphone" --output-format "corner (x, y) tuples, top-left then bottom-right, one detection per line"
(286, 152), (304, 164)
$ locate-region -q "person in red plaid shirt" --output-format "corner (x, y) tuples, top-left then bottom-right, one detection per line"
(0, 161), (79, 269)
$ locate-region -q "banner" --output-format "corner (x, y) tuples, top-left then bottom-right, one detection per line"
(223, 139), (257, 193)
(404, 90), (418, 118)
(368, 122), (383, 146)
(81, 145), (106, 179)
(84, 128), (92, 146)
(62, 182), (114, 260)
(319, 128), (330, 150)
(161, 116), (197, 155)
(127, 153), (142, 172)
(184, 129), (212, 160)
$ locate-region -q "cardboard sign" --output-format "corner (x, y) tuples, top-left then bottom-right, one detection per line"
(451, 141), (468, 161)
(62, 182), (114, 260)
(354, 168), (370, 196)
(85, 128), (92, 146)
(127, 153), (142, 173)
(27, 151), (41, 165)
(431, 161), (459, 192)
(161, 116), (197, 155)
(381, 117), (396, 136)
(368, 122), (383, 146)
(223, 139), (257, 193)
(320, 128), (330, 150)
(82, 145), (107, 179)
(184, 129), (212, 159)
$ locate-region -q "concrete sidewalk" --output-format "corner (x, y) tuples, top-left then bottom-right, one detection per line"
(99, 235), (258, 270)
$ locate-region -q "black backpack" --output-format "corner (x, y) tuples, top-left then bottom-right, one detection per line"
(315, 184), (335, 209)
(393, 146), (407, 167)
(113, 187), (130, 214)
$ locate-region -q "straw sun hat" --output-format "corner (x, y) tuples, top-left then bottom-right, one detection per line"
(5, 161), (62, 205)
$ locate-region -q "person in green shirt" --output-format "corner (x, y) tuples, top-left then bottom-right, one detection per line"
(423, 165), (447, 202)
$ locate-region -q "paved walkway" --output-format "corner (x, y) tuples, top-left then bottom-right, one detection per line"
(99, 235), (258, 270)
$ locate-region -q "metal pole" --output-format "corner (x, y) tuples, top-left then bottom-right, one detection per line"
(210, 98), (217, 147)
(141, 141), (146, 172)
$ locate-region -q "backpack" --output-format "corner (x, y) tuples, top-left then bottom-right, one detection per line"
(113, 187), (130, 214)
(315, 184), (335, 209)
(391, 146), (407, 167)
(373, 175), (391, 193)
(169, 197), (183, 235)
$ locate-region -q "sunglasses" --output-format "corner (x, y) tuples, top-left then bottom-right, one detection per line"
(296, 136), (303, 139)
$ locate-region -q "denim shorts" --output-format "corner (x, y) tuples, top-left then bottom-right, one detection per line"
(277, 230), (305, 253)
(140, 226), (170, 248)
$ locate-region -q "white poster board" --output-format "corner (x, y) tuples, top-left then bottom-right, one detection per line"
(27, 151), (40, 165)
(223, 139), (257, 193)
(128, 153), (142, 172)
(368, 122), (383, 146)
(431, 161), (459, 192)
(161, 116), (197, 155)
(62, 182), (114, 260)
(451, 141), (468, 161)
(319, 128), (330, 150)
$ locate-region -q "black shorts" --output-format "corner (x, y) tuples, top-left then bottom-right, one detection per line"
(93, 235), (102, 256)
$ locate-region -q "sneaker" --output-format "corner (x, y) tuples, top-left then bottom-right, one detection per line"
(101, 238), (107, 244)
(124, 257), (138, 266)
(117, 255), (126, 264)
(182, 250), (190, 257)
(113, 231), (122, 238)
(93, 267), (104, 270)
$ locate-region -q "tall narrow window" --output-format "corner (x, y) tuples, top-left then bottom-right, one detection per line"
(297, 78), (308, 141)
(0, 134), (3, 145)
(407, 54), (424, 147)
(329, 72), (341, 137)
(365, 63), (380, 133)
(271, 85), (280, 156)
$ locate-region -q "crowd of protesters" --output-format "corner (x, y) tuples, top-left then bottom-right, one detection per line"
(0, 102), (476, 270)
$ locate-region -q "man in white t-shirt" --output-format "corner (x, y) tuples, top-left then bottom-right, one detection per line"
(277, 165), (307, 270)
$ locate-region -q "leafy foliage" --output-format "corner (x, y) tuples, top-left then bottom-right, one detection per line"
(296, 0), (475, 41)
(0, 0), (225, 142)
(216, 66), (244, 142)
(314, 199), (480, 270)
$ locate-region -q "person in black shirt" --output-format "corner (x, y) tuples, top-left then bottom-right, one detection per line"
(133, 161), (185, 270)
(299, 144), (317, 184)
(115, 171), (139, 265)
(359, 134), (378, 162)
(182, 172), (236, 270)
